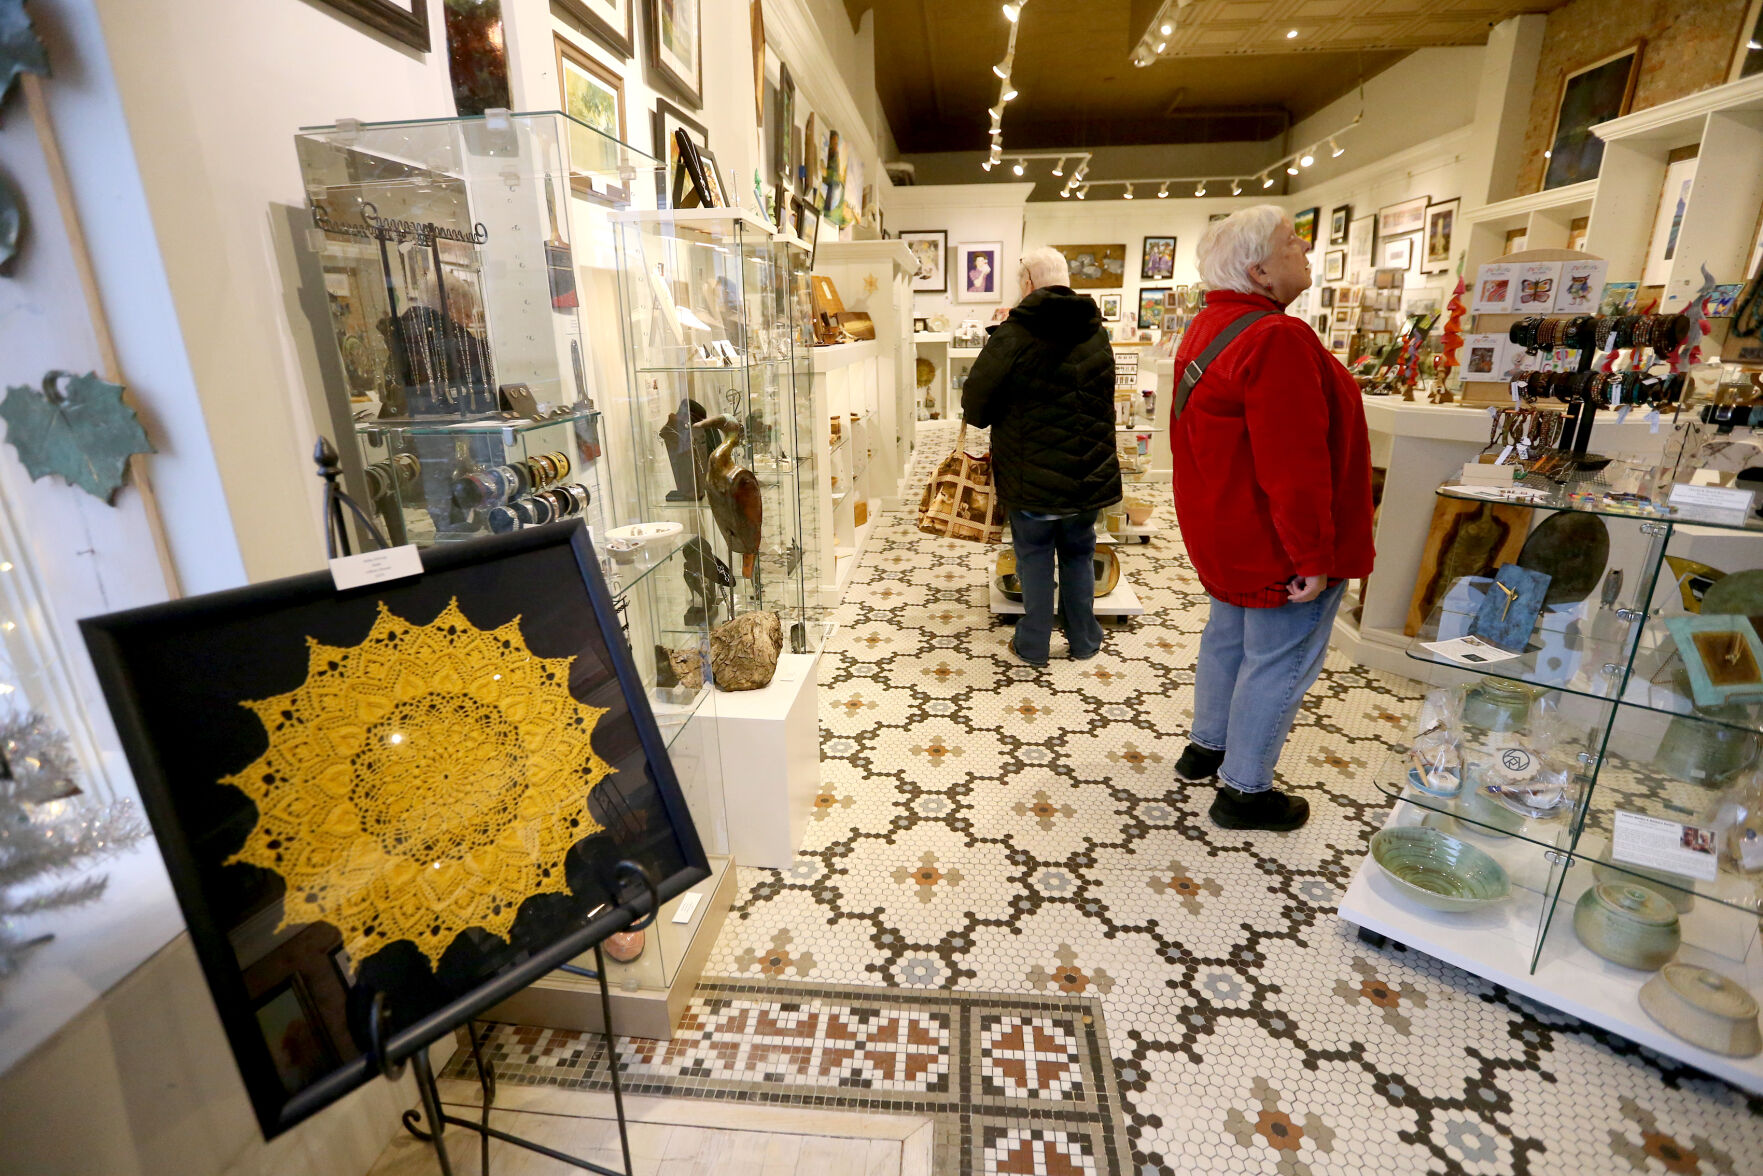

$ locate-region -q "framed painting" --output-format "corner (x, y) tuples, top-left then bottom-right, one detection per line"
(900, 231), (948, 294)
(652, 97), (708, 208)
(1055, 243), (1126, 289)
(1642, 152), (1698, 286)
(1329, 205), (1350, 246)
(311, 0), (428, 51)
(646, 0), (702, 108)
(957, 241), (1003, 303)
(1098, 292), (1122, 320)
(1377, 196), (1428, 240)
(1733, 0), (1763, 80)
(1141, 236), (1176, 281)
(1543, 43), (1642, 190)
(557, 36), (626, 144)
(1293, 207), (1319, 248)
(555, 0), (633, 59)
(1422, 198), (1459, 275)
(1348, 215), (1375, 277)
(1324, 251), (1346, 282)
(1138, 287), (1171, 330)
(80, 525), (710, 1137)
(1381, 235), (1414, 272)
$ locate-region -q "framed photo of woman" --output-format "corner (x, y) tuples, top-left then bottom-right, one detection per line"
(957, 241), (1003, 302)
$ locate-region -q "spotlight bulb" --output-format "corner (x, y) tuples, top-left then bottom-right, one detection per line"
(989, 103), (1004, 120)
(1123, 183), (1134, 200)
(1329, 138), (1344, 158)
(1001, 83), (1018, 101)
(1155, 41), (1167, 52)
(1230, 179), (1242, 195)
(1002, 1), (1022, 22)
(1012, 159), (1025, 176)
(1286, 163), (1299, 175)
(982, 160), (994, 171)
(1285, 28), (1298, 39)
(1195, 181), (1206, 197)
(1157, 182), (1169, 198)
(1261, 174), (1274, 189)
(1300, 153), (1314, 168)
(1060, 186), (1071, 198)
(992, 54), (1013, 79)
(1052, 157), (1065, 176)
(1160, 22), (1172, 35)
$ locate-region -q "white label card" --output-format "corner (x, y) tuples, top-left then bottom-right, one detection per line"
(1610, 811), (1719, 883)
(1668, 482), (1756, 513)
(1417, 635), (1522, 666)
(330, 544), (424, 592)
(672, 891), (704, 924)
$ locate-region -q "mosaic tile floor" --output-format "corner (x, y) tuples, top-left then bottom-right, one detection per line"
(690, 421), (1763, 1175)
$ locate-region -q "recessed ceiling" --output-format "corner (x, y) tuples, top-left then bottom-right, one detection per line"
(868, 0), (1569, 156)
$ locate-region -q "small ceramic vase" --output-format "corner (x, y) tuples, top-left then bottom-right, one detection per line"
(1572, 882), (1680, 971)
(604, 930), (646, 963)
(1639, 963), (1762, 1057)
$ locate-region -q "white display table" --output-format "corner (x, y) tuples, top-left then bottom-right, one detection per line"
(711, 652), (822, 870)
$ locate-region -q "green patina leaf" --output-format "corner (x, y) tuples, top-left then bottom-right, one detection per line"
(0, 371), (154, 504)
(0, 0), (50, 113)
(0, 173), (21, 272)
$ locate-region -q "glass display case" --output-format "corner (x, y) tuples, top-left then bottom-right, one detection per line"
(610, 206), (828, 657)
(1345, 467), (1763, 1089)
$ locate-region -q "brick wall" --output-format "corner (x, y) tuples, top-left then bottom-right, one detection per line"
(1516, 0), (1754, 193)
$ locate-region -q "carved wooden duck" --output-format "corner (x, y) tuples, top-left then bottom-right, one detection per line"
(694, 413), (762, 577)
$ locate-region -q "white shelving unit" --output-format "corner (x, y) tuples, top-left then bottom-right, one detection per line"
(808, 340), (885, 604)
(1461, 180), (1598, 276)
(913, 332), (953, 423)
(815, 240), (917, 508)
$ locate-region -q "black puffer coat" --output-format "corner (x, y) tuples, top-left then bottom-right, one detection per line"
(959, 286), (1121, 514)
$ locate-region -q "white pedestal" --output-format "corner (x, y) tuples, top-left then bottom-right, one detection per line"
(711, 652), (821, 868)
(989, 572), (1146, 617)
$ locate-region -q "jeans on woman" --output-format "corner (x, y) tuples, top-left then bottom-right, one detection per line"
(1190, 582), (1346, 793)
(1008, 509), (1105, 663)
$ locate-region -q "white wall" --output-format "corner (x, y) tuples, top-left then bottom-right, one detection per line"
(1287, 47), (1483, 193)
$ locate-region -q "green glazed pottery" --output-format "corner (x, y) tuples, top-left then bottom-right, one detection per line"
(1370, 827), (1512, 913)
(1572, 882), (1680, 971)
(1639, 963), (1762, 1057)
(1461, 678), (1545, 732)
(1592, 860), (1695, 914)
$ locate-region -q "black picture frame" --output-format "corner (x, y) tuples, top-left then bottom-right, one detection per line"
(312, 0), (429, 50)
(1544, 42), (1643, 191)
(1329, 205), (1351, 246)
(555, 0), (634, 60)
(80, 524), (709, 1138)
(1141, 236), (1176, 281)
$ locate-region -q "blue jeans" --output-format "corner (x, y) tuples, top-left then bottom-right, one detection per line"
(1008, 509), (1105, 662)
(1190, 582), (1346, 793)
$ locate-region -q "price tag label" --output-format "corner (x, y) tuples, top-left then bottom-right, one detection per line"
(330, 544), (423, 592)
(1614, 405), (1632, 425)
(1668, 482), (1756, 514)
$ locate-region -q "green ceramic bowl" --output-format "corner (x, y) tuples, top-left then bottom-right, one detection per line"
(1573, 882), (1680, 971)
(1370, 826), (1512, 913)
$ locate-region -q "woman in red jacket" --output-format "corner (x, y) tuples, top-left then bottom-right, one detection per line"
(1169, 206), (1374, 831)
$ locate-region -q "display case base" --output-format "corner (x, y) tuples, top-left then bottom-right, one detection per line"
(989, 573), (1145, 618)
(482, 855), (735, 1040)
(712, 653), (821, 869)
(1340, 810), (1763, 1093)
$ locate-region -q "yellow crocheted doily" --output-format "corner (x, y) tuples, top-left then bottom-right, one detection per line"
(222, 598), (613, 972)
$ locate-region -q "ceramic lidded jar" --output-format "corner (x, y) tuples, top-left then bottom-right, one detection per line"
(1639, 963), (1763, 1058)
(1572, 882), (1681, 971)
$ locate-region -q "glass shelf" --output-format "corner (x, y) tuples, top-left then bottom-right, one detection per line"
(635, 358), (794, 375)
(1621, 623), (1763, 738)
(1372, 747), (1587, 854)
(356, 405), (601, 437)
(601, 534), (687, 603)
(1437, 480), (1763, 534)
(1405, 581), (1638, 703)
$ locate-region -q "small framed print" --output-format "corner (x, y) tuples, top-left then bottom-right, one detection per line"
(645, 0), (703, 108)
(1329, 331), (1350, 352)
(1329, 205), (1350, 246)
(1422, 199), (1459, 275)
(1293, 207), (1319, 248)
(1320, 287), (1336, 308)
(956, 241), (1003, 303)
(312, 0), (428, 51)
(1098, 292), (1123, 320)
(1138, 287), (1171, 330)
(1324, 251), (1346, 282)
(556, 0), (634, 59)
(1141, 236), (1176, 281)
(1380, 235), (1414, 272)
(1377, 196), (1429, 240)
(900, 230), (948, 294)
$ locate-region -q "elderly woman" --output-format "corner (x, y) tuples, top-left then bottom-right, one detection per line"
(1169, 206), (1374, 831)
(962, 246), (1120, 665)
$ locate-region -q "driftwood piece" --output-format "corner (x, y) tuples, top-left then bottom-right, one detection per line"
(710, 610), (782, 691)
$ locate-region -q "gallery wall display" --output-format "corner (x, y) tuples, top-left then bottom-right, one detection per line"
(312, 0), (429, 51)
(1293, 207), (1319, 248)
(900, 230), (947, 293)
(646, 0), (702, 108)
(556, 35), (626, 144)
(1381, 235), (1414, 272)
(1141, 236), (1175, 281)
(1055, 243), (1126, 290)
(1544, 42), (1642, 191)
(1138, 287), (1170, 330)
(556, 0), (633, 59)
(1098, 293), (1122, 320)
(1377, 196), (1428, 241)
(79, 525), (709, 1137)
(1329, 205), (1351, 247)
(957, 241), (1003, 303)
(1423, 198), (1458, 275)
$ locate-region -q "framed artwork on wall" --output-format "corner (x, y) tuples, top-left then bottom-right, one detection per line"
(1293, 207), (1319, 248)
(1377, 197), (1428, 240)
(1732, 0), (1763, 80)
(1138, 287), (1171, 330)
(1348, 215), (1375, 277)
(555, 0), (633, 59)
(1642, 152), (1698, 286)
(1141, 236), (1176, 280)
(1324, 251), (1346, 282)
(956, 241), (1003, 302)
(311, 0), (429, 51)
(557, 36), (627, 143)
(1098, 292), (1122, 320)
(78, 526), (710, 1137)
(900, 231), (947, 293)
(646, 0), (702, 108)
(1054, 244), (1126, 289)
(1381, 236), (1414, 272)
(1422, 199), (1459, 274)
(652, 97), (708, 206)
(1543, 42), (1642, 190)
(1329, 205), (1351, 246)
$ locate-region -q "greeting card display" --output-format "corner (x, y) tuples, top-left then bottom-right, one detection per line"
(1557, 259), (1608, 315)
(81, 525), (708, 1137)
(1473, 263), (1517, 313)
(1515, 262), (1563, 313)
(1462, 333), (1508, 379)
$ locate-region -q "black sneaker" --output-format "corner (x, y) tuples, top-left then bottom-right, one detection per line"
(1209, 785), (1310, 831)
(1173, 743), (1226, 783)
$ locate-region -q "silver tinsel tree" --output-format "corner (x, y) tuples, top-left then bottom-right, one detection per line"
(0, 710), (144, 984)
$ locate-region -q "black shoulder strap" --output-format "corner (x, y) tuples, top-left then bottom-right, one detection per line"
(1173, 310), (1274, 422)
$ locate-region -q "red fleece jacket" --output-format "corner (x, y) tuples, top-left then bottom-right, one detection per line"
(1170, 291), (1375, 602)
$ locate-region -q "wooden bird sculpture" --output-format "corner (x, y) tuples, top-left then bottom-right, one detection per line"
(695, 413), (763, 577)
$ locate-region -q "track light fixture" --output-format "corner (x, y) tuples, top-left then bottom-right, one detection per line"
(1155, 41), (1167, 52)
(1123, 183), (1134, 199)
(1060, 186), (1071, 198)
(993, 53), (1014, 79)
(1157, 182), (1169, 198)
(1231, 179), (1242, 195)
(1052, 157), (1065, 176)
(1195, 180), (1206, 196)
(1160, 22), (1172, 35)
(1330, 138), (1344, 157)
(1299, 152), (1314, 168)
(1012, 159), (1025, 176)
(1001, 82), (1018, 101)
(1078, 184), (1089, 199)
(1286, 163), (1299, 175)
(1003, 1), (1022, 22)
(982, 160), (993, 171)
(1261, 174), (1274, 189)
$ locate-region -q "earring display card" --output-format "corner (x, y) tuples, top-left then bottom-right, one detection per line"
(1468, 563), (1551, 651)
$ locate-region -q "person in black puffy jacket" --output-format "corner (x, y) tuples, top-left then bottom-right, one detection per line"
(961, 247), (1121, 666)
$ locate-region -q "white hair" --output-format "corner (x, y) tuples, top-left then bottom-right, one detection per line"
(1018, 246), (1071, 291)
(1196, 205), (1290, 295)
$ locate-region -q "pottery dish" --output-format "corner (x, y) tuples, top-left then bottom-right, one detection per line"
(1572, 882), (1680, 971)
(1639, 963), (1762, 1057)
(1369, 826), (1511, 913)
(1592, 860), (1695, 914)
